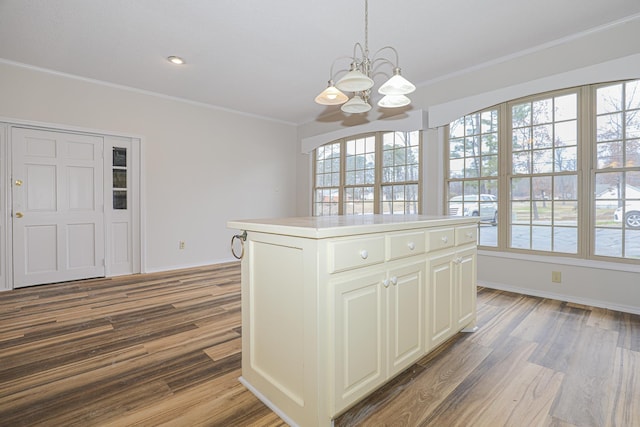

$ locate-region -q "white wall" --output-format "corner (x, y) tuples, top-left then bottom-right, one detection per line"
(478, 253), (640, 314)
(0, 61), (298, 274)
(297, 17), (640, 313)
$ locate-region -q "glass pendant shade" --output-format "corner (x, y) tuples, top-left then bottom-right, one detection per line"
(315, 83), (349, 105)
(377, 94), (411, 108)
(335, 69), (375, 92)
(341, 95), (372, 113)
(378, 69), (416, 95)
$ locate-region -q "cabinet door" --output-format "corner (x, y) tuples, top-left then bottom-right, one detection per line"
(456, 246), (477, 329)
(330, 271), (386, 414)
(387, 261), (425, 377)
(427, 252), (455, 349)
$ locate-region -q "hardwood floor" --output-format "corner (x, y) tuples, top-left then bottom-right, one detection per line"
(0, 263), (638, 426)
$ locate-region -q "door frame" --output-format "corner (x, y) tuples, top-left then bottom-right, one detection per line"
(0, 117), (144, 291)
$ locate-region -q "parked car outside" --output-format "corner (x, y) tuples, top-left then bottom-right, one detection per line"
(448, 193), (498, 225)
(613, 201), (640, 229)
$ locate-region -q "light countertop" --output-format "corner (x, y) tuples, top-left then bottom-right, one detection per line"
(227, 215), (478, 239)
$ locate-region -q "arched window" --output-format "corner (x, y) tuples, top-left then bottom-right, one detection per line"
(314, 131), (422, 216)
(446, 80), (640, 262)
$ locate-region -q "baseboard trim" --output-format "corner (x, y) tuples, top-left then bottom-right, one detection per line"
(238, 376), (302, 427)
(143, 258), (238, 274)
(478, 280), (640, 315)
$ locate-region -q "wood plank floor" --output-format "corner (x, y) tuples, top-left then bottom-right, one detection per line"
(0, 262), (638, 426)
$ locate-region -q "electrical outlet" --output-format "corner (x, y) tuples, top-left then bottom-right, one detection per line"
(179, 241), (185, 250)
(551, 271), (561, 283)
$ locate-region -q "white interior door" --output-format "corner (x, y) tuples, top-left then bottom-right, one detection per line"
(12, 127), (105, 287)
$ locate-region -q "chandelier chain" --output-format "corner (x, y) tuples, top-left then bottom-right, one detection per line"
(364, 0), (369, 57)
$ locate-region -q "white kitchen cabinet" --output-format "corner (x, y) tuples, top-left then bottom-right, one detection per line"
(427, 225), (478, 350)
(456, 246), (477, 329)
(427, 250), (455, 349)
(454, 225), (478, 331)
(386, 260), (425, 376)
(330, 269), (386, 413)
(227, 215), (478, 427)
(330, 259), (425, 415)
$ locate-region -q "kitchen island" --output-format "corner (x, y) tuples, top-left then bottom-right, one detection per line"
(227, 215), (479, 426)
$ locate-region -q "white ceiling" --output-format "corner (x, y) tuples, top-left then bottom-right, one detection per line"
(1, 0), (640, 125)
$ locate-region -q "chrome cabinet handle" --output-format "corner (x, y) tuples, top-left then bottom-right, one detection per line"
(466, 232), (474, 239)
(441, 236), (448, 243)
(383, 278), (390, 288)
(360, 249), (369, 259)
(407, 241), (415, 250)
(390, 276), (398, 286)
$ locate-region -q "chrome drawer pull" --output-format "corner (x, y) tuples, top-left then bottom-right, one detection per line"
(360, 249), (369, 259)
(407, 242), (415, 250)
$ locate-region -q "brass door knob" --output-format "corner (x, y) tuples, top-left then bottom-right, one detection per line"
(15, 212), (23, 218)
(15, 179), (22, 186)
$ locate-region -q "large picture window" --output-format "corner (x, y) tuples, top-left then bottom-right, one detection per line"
(594, 80), (640, 259)
(381, 131), (420, 214)
(446, 79), (640, 262)
(509, 91), (579, 253)
(314, 142), (341, 216)
(313, 131), (421, 216)
(447, 109), (499, 247)
(344, 135), (376, 215)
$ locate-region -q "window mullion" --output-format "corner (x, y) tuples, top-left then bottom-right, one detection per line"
(499, 103), (510, 251)
(443, 126), (451, 216)
(417, 131), (424, 215)
(374, 132), (381, 214)
(339, 138), (345, 215)
(579, 85), (593, 259)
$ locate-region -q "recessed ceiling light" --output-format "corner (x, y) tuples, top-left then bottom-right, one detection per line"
(167, 56), (185, 65)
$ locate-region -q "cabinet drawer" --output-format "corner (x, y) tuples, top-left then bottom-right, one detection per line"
(426, 228), (455, 252)
(387, 231), (425, 260)
(329, 236), (385, 273)
(456, 225), (478, 246)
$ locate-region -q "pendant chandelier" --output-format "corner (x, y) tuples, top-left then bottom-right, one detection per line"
(314, 0), (416, 114)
